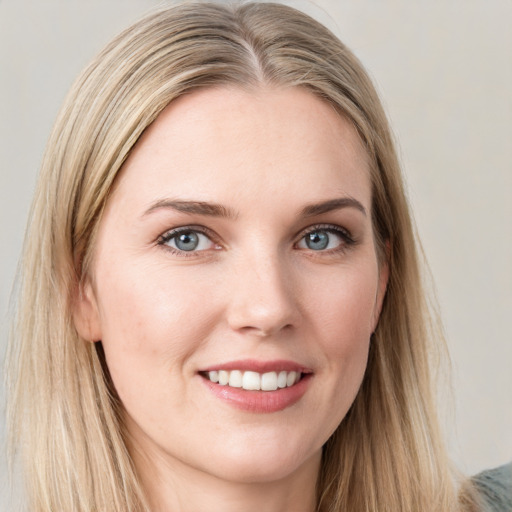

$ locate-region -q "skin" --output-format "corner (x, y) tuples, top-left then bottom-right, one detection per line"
(74, 87), (388, 512)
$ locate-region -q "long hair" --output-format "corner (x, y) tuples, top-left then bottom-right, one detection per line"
(6, 2), (478, 510)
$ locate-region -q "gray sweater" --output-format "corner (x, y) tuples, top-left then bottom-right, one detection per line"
(473, 462), (512, 512)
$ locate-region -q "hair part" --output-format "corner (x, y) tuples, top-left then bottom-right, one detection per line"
(7, 2), (480, 510)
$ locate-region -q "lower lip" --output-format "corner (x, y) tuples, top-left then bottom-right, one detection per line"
(201, 374), (312, 413)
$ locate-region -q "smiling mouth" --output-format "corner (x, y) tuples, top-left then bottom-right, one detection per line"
(200, 370), (303, 391)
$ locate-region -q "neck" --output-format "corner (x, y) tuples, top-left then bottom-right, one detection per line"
(131, 440), (321, 512)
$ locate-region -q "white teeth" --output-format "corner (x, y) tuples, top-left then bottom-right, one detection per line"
(206, 369), (302, 391)
(261, 372), (278, 391)
(218, 370), (229, 385)
(243, 371), (261, 390)
(228, 370), (243, 388)
(286, 371), (297, 387)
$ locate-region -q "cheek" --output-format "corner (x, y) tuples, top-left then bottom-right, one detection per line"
(96, 256), (209, 340)
(309, 261), (380, 344)
(305, 262), (378, 418)
(93, 260), (215, 399)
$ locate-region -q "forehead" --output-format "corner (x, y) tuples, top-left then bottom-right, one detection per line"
(111, 86), (372, 215)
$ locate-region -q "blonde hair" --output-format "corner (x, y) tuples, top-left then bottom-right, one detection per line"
(6, 2), (479, 511)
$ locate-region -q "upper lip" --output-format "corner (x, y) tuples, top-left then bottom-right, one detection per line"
(199, 359), (313, 374)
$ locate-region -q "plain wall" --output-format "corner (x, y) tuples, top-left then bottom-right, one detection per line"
(1, 0), (511, 508)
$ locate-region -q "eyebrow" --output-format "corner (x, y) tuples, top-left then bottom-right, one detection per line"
(143, 196), (366, 219)
(143, 199), (237, 219)
(301, 197), (367, 217)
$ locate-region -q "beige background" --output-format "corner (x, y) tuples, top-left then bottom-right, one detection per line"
(1, 0), (511, 507)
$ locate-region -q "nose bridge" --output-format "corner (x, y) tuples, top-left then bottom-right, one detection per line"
(227, 243), (298, 336)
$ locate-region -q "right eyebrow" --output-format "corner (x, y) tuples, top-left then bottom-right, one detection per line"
(142, 199), (238, 219)
(300, 197), (367, 217)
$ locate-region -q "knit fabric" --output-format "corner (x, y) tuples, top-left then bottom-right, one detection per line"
(473, 462), (512, 512)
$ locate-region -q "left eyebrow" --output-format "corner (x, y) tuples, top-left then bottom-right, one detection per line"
(142, 199), (237, 219)
(300, 197), (367, 217)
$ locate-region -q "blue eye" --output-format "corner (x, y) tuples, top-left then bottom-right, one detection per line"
(297, 226), (352, 252)
(305, 231), (330, 250)
(159, 228), (216, 253)
(174, 231), (200, 251)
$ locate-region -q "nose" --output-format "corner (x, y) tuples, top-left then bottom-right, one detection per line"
(226, 251), (299, 337)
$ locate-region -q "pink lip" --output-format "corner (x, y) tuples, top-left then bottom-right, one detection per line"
(198, 359), (313, 413)
(199, 359), (312, 374)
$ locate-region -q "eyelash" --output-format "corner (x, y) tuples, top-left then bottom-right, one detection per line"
(156, 223), (356, 257)
(298, 224), (356, 253)
(157, 226), (220, 257)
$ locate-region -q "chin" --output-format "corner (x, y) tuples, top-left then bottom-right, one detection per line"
(198, 440), (321, 485)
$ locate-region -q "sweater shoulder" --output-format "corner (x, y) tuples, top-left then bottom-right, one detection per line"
(472, 462), (512, 512)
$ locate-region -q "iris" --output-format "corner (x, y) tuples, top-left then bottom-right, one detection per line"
(305, 231), (329, 251)
(175, 231), (199, 251)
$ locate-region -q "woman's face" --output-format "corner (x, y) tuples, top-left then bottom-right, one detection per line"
(76, 87), (387, 486)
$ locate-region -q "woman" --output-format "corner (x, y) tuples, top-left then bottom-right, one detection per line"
(5, 2), (509, 511)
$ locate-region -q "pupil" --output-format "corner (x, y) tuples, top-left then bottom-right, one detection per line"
(307, 231), (329, 250)
(176, 232), (199, 251)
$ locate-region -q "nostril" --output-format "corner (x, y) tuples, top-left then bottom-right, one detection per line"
(236, 322), (293, 338)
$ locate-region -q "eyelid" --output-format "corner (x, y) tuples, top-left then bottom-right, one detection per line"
(294, 223), (356, 253)
(155, 223), (355, 256)
(157, 225), (221, 254)
(297, 223), (354, 243)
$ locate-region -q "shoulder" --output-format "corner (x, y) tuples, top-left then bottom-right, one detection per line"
(472, 462), (512, 512)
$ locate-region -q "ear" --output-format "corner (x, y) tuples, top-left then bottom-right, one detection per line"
(72, 277), (102, 343)
(372, 243), (390, 332)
